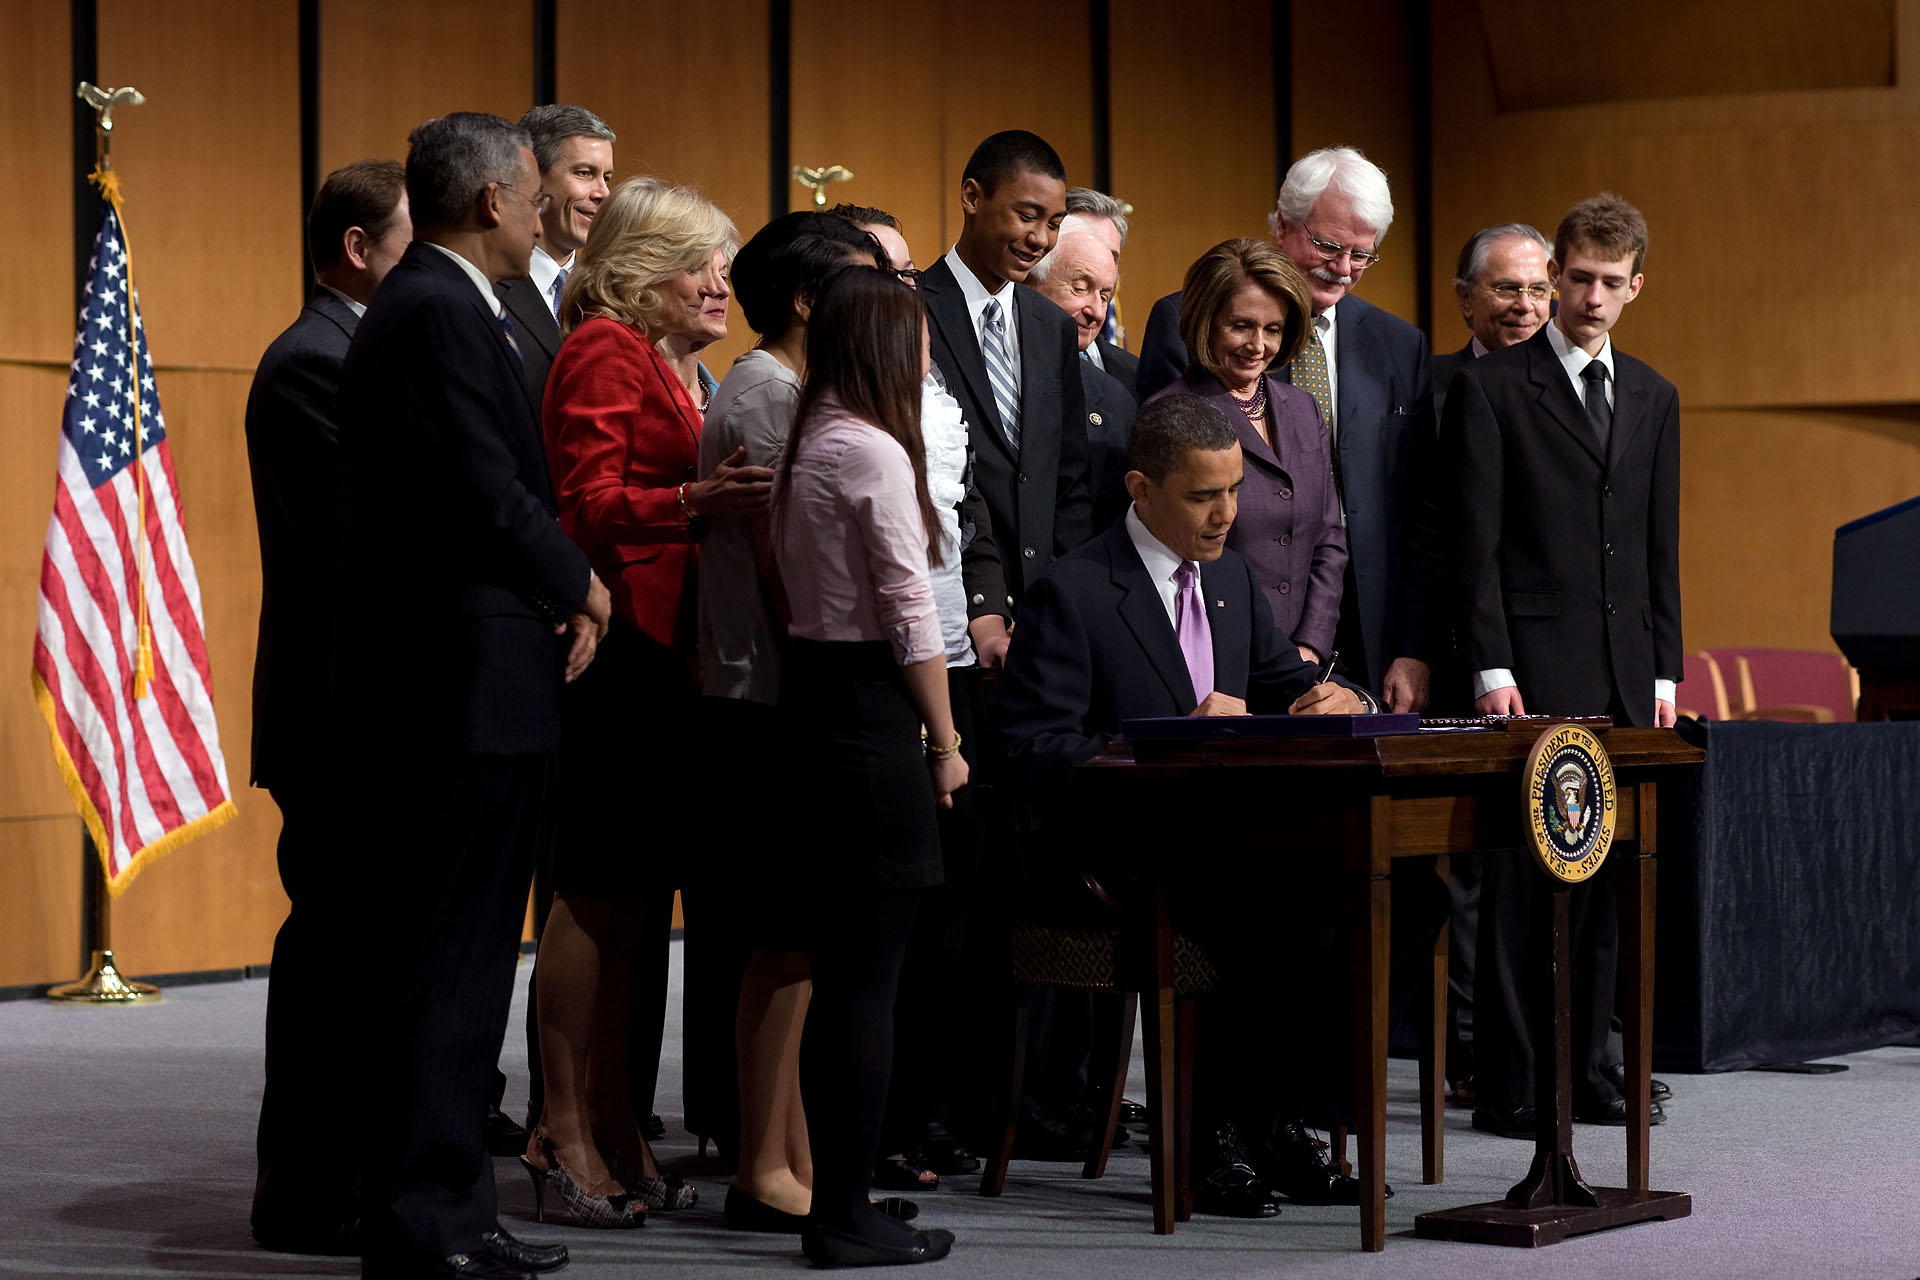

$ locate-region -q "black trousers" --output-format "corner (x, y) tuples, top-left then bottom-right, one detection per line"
(253, 777), (371, 1238)
(360, 754), (552, 1264)
(803, 888), (925, 1230)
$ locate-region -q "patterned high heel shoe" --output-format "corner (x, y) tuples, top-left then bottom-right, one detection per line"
(598, 1140), (699, 1211)
(520, 1134), (647, 1228)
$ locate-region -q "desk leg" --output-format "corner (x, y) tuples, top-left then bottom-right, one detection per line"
(1347, 795), (1392, 1252)
(1618, 781), (1658, 1193)
(1423, 855), (1448, 1185)
(1141, 887), (1177, 1235)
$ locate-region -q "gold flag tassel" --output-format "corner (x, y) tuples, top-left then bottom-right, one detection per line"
(89, 161), (153, 699)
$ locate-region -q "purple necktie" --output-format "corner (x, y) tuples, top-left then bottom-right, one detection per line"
(1175, 561), (1214, 707)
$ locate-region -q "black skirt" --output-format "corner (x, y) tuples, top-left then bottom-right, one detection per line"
(778, 639), (943, 902)
(549, 618), (698, 897)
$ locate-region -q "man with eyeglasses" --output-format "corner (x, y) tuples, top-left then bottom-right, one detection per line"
(1442, 192), (1679, 1141)
(1432, 223), (1554, 423)
(1139, 146), (1439, 720)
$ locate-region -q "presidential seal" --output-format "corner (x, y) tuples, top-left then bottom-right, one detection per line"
(1522, 724), (1616, 883)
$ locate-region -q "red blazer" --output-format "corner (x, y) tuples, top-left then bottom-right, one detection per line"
(543, 316), (703, 649)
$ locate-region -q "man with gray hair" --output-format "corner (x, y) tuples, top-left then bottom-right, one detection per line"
(499, 104), (615, 405)
(1432, 222), (1553, 422)
(339, 110), (609, 1280)
(1028, 229), (1135, 531)
(1137, 146), (1439, 716)
(1059, 186), (1138, 389)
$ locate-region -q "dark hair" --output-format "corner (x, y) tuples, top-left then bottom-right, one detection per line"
(961, 130), (1065, 196)
(827, 202), (899, 230)
(777, 267), (941, 564)
(1554, 193), (1649, 275)
(733, 212), (886, 339)
(405, 112), (530, 230)
(517, 103), (615, 173)
(1129, 394), (1237, 484)
(308, 159), (406, 273)
(1177, 238), (1313, 385)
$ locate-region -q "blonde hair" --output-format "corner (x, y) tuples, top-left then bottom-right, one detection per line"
(1178, 238), (1312, 384)
(560, 176), (739, 336)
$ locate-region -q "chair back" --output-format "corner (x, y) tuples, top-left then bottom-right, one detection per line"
(1678, 651), (1731, 720)
(1737, 649), (1858, 722)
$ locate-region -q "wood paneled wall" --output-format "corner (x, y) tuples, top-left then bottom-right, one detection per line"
(1428, 0), (1920, 660)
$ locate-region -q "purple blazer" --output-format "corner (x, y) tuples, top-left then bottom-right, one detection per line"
(1147, 365), (1347, 656)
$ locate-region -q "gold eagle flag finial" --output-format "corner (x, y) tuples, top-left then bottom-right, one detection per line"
(77, 82), (146, 134)
(792, 164), (853, 208)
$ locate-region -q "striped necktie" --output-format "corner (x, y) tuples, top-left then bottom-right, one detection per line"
(981, 298), (1020, 448)
(549, 267), (568, 321)
(498, 310), (522, 363)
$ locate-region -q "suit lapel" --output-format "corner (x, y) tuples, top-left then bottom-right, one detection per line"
(1198, 556), (1245, 696)
(1605, 351), (1648, 471)
(1526, 328), (1604, 465)
(1106, 524), (1200, 709)
(1333, 297), (1376, 432)
(501, 278), (562, 361)
(921, 259), (1007, 446)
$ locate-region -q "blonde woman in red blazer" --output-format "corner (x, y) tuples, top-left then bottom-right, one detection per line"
(523, 177), (770, 1227)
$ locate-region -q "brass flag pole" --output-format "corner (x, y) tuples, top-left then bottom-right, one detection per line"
(48, 80), (158, 1006)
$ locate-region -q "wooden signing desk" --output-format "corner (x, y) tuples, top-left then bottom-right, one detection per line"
(1072, 724), (1706, 1251)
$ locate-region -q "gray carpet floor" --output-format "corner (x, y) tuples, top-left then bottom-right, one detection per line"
(3, 947), (1917, 1279)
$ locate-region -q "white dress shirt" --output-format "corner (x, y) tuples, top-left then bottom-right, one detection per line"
(1123, 504), (1191, 629)
(421, 242), (502, 317)
(943, 245), (1022, 390)
(1475, 319), (1674, 710)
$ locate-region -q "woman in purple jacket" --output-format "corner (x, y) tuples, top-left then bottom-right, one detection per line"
(1147, 239), (1347, 664)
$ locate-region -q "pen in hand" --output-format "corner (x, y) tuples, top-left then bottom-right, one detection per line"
(1316, 649), (1339, 684)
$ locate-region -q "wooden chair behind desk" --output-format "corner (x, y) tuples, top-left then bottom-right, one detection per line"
(979, 873), (1219, 1235)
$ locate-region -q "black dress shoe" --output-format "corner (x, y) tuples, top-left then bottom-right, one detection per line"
(1471, 1105), (1537, 1139)
(801, 1222), (955, 1268)
(643, 1112), (667, 1141)
(486, 1106), (532, 1158)
(1009, 1116), (1089, 1162)
(1575, 1096), (1666, 1126)
(363, 1251), (534, 1279)
(1248, 1122), (1381, 1205)
(724, 1184), (809, 1233)
(480, 1226), (567, 1273)
(252, 1214), (361, 1256)
(1603, 1061), (1674, 1102)
(1116, 1099), (1147, 1126)
(918, 1124), (981, 1176)
(1192, 1123), (1281, 1219)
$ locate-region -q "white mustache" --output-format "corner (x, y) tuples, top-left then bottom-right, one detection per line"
(1310, 266), (1353, 287)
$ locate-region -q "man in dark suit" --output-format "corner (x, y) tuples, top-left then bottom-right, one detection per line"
(245, 159), (409, 1258)
(1442, 193), (1680, 1138)
(338, 111), (609, 1280)
(1421, 222), (1554, 1095)
(920, 130), (1091, 630)
(1060, 186), (1139, 392)
(1136, 147), (1439, 714)
(999, 394), (1382, 1217)
(499, 104), (614, 408)
(1029, 228), (1136, 533)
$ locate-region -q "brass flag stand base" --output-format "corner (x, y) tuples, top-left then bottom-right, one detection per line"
(48, 948), (160, 1003)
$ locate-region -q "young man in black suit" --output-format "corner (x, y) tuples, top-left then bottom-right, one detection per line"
(998, 395), (1383, 1218)
(920, 130), (1092, 628)
(499, 104), (614, 409)
(338, 111), (609, 1280)
(245, 159), (409, 1258)
(1441, 192), (1680, 1138)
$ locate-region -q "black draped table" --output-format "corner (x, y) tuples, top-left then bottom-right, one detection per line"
(1655, 719), (1920, 1072)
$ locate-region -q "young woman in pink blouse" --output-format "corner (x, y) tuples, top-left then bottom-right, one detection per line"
(772, 266), (966, 1268)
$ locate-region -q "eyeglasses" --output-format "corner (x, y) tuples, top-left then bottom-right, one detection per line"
(1485, 282), (1552, 303)
(1303, 229), (1380, 269)
(495, 182), (553, 214)
(894, 267), (922, 287)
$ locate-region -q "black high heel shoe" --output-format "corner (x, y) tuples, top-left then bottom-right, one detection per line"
(520, 1134), (647, 1228)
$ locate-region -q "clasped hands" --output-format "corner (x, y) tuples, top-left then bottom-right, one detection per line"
(558, 572), (613, 683)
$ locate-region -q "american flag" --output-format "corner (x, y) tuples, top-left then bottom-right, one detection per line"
(30, 185), (235, 894)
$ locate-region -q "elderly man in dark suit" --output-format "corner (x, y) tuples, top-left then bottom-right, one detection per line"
(920, 130), (1092, 629)
(1059, 186), (1140, 391)
(999, 394), (1383, 1218)
(1442, 193), (1680, 1140)
(1137, 147), (1439, 714)
(245, 159), (409, 1259)
(499, 104), (614, 406)
(1028, 228), (1136, 533)
(338, 111), (609, 1280)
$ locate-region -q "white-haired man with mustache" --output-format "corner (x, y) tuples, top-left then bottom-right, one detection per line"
(1138, 146), (1439, 717)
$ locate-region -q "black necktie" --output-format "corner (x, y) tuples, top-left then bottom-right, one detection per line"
(1581, 360), (1611, 453)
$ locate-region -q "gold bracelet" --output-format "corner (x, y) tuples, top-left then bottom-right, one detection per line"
(927, 731), (963, 760)
(676, 482), (695, 521)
